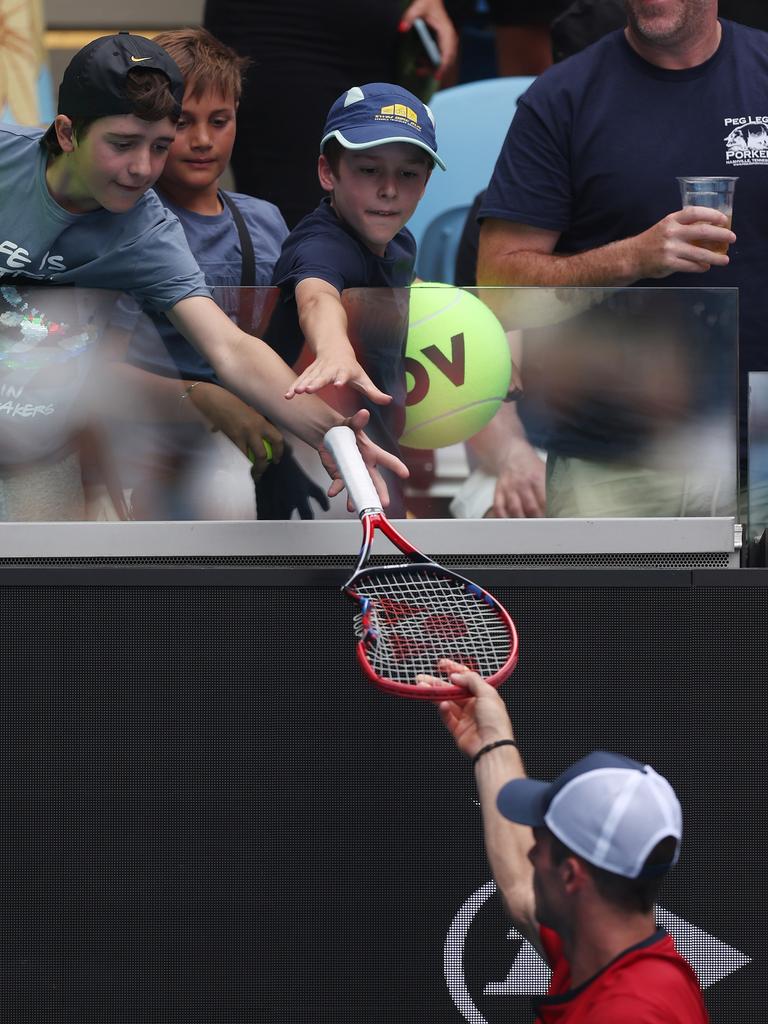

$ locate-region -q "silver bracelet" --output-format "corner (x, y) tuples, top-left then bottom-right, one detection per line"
(180, 381), (201, 402)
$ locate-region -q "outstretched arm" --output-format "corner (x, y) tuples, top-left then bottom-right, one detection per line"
(421, 661), (540, 949)
(167, 295), (408, 501)
(288, 277), (392, 404)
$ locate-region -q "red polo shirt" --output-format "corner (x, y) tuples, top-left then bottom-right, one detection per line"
(533, 926), (709, 1023)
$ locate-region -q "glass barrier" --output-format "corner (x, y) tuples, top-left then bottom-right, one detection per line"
(0, 284), (738, 523)
(748, 372), (768, 539)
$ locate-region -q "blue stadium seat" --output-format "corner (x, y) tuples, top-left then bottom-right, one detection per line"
(407, 76), (535, 283)
(414, 207), (471, 283)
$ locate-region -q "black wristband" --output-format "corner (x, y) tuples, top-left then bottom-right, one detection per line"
(472, 738), (518, 768)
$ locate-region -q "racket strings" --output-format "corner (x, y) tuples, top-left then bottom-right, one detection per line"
(350, 569), (511, 685)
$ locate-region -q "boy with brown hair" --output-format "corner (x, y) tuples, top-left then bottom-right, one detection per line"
(117, 27), (325, 518)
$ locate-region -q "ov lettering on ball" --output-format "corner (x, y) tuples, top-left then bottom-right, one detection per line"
(401, 284), (512, 449)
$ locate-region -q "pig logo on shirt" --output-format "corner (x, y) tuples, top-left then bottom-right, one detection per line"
(724, 117), (768, 164)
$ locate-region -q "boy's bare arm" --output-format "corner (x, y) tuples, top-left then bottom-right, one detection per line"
(168, 296), (333, 443)
(291, 278), (392, 404)
(167, 295), (408, 500)
(103, 363), (284, 477)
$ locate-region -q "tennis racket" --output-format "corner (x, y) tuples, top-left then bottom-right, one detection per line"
(325, 425), (519, 700)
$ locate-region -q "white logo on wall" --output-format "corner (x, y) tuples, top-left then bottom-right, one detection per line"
(444, 882), (752, 1023)
(724, 116), (768, 165)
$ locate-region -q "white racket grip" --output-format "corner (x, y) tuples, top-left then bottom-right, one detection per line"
(323, 425), (383, 516)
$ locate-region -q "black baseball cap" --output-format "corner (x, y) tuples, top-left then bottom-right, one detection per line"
(56, 32), (184, 120)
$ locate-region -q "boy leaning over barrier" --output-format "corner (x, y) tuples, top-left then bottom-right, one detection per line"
(112, 28), (327, 518)
(266, 82), (444, 515)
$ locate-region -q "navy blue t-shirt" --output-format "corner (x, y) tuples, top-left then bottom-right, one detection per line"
(268, 197), (415, 360)
(267, 197), (416, 461)
(481, 19), (768, 458)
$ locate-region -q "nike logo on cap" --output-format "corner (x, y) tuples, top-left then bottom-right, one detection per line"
(130, 55), (151, 63)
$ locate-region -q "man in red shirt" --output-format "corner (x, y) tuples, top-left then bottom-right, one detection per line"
(422, 659), (709, 1023)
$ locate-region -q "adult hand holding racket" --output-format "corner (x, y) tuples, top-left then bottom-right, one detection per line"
(417, 660), (517, 756)
(324, 425), (519, 699)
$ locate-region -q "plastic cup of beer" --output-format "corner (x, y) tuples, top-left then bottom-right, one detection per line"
(677, 176), (737, 254)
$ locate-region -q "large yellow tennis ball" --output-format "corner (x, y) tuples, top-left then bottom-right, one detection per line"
(401, 284), (512, 449)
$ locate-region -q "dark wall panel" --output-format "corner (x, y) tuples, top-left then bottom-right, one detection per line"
(0, 576), (763, 1022)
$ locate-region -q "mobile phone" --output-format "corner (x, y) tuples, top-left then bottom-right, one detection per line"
(412, 17), (441, 68)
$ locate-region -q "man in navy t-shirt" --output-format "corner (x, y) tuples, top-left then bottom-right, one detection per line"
(474, 0), (767, 519)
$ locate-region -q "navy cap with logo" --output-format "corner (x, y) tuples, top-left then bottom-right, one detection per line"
(56, 31), (184, 121)
(320, 82), (446, 171)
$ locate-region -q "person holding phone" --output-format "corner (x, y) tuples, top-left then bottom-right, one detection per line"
(202, 0), (458, 228)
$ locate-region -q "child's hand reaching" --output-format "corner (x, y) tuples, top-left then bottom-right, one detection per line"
(284, 347), (392, 405)
(291, 279), (394, 405)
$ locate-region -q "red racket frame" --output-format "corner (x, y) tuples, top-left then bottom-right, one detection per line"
(343, 511), (519, 700)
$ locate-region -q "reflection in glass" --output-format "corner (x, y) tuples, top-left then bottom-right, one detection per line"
(505, 288), (737, 519)
(0, 285), (123, 521)
(348, 286), (738, 521)
(0, 285), (738, 524)
(113, 285), (280, 521)
(748, 373), (768, 539)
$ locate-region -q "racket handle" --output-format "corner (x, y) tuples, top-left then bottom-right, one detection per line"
(324, 425), (383, 516)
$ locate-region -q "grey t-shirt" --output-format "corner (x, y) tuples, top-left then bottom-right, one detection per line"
(0, 123), (209, 311)
(121, 189), (288, 382)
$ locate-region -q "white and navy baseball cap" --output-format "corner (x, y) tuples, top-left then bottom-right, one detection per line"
(497, 751), (682, 879)
(320, 82), (446, 170)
